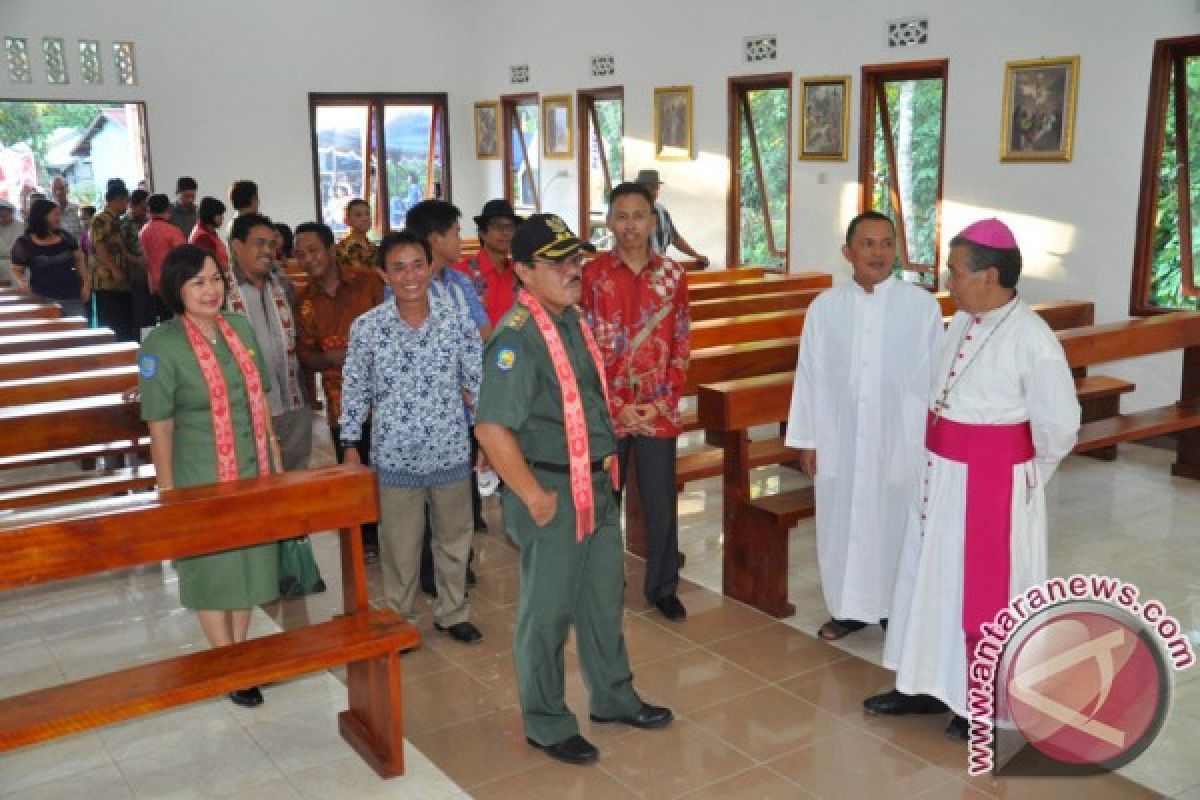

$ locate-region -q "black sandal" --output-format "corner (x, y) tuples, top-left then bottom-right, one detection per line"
(818, 618), (868, 641)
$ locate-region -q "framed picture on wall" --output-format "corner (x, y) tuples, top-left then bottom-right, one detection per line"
(654, 86), (693, 160)
(1000, 55), (1080, 162)
(474, 101), (500, 159)
(542, 95), (573, 158)
(798, 75), (851, 161)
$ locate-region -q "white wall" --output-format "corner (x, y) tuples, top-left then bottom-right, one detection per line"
(4, 0), (1200, 407)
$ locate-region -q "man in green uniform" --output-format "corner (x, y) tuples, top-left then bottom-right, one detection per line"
(475, 214), (672, 767)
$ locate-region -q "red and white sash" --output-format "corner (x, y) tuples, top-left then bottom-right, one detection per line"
(518, 289), (618, 541)
(181, 314), (272, 481)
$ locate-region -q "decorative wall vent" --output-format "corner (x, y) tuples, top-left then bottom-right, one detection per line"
(743, 34), (778, 63)
(510, 64), (529, 84)
(43, 38), (67, 84)
(113, 41), (137, 85)
(79, 40), (102, 84)
(5, 37), (32, 83)
(888, 17), (929, 47)
(591, 54), (615, 78)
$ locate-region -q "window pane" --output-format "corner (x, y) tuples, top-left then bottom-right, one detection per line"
(586, 97), (623, 243)
(1149, 56), (1200, 309)
(870, 77), (943, 284)
(511, 101), (540, 212)
(314, 105), (371, 235)
(0, 101), (149, 209)
(383, 104), (439, 229)
(738, 88), (789, 268)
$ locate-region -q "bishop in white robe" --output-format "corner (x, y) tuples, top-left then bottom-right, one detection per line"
(786, 211), (943, 640)
(867, 218), (1080, 739)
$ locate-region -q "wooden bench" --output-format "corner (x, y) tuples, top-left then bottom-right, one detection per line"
(0, 465), (420, 778)
(0, 341), (138, 382)
(0, 327), (115, 355)
(0, 364), (140, 406)
(0, 302), (62, 321)
(0, 316), (88, 336)
(686, 266), (767, 284)
(687, 272), (832, 303)
(1058, 312), (1200, 477)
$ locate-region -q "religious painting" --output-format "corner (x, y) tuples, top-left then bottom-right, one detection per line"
(542, 95), (573, 159)
(798, 75), (851, 161)
(474, 101), (500, 160)
(1000, 56), (1080, 162)
(654, 86), (693, 160)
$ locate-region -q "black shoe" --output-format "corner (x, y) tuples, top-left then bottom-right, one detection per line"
(228, 687), (263, 707)
(466, 566), (478, 588)
(654, 595), (687, 622)
(526, 734), (599, 765)
(421, 581), (437, 597)
(880, 618), (888, 630)
(590, 702), (674, 730)
(945, 715), (969, 741)
(863, 689), (948, 716)
(474, 518), (488, 533)
(434, 620), (483, 644)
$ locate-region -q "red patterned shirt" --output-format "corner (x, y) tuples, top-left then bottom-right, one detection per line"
(581, 251), (690, 437)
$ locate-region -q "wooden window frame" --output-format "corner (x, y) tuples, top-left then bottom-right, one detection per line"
(726, 72), (792, 271)
(501, 93), (540, 212)
(858, 59), (948, 289)
(1130, 34), (1200, 315)
(307, 92), (451, 235)
(577, 86), (624, 238)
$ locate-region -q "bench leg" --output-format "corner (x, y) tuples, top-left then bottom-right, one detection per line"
(1080, 395), (1119, 461)
(339, 652), (405, 778)
(723, 506), (795, 618)
(1172, 427), (1200, 480)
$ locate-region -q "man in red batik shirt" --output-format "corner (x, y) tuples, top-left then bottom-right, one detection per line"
(581, 181), (691, 621)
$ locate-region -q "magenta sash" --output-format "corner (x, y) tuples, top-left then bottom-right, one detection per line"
(925, 413), (1034, 655)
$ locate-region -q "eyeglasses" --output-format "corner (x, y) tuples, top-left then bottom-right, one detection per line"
(533, 253), (586, 271)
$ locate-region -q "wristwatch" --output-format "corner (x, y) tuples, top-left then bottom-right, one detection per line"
(341, 439), (361, 449)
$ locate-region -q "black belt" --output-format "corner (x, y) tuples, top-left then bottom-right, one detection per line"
(530, 457), (611, 474)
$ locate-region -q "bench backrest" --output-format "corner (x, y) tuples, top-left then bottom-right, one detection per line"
(0, 365), (140, 406)
(691, 289), (823, 322)
(0, 392), (145, 459)
(1057, 311), (1200, 368)
(691, 309), (807, 350)
(697, 372), (795, 432)
(0, 342), (138, 382)
(0, 303), (61, 320)
(688, 273), (831, 303)
(0, 328), (116, 355)
(0, 317), (88, 336)
(686, 267), (768, 285)
(685, 337), (798, 394)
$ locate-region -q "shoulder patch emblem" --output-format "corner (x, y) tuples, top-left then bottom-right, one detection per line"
(496, 347), (516, 371)
(506, 307), (530, 329)
(139, 354), (157, 379)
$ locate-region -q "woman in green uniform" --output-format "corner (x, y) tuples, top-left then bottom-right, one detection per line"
(139, 243), (283, 708)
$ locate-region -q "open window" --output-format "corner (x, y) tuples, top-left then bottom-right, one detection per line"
(577, 88), (623, 245)
(0, 100), (150, 208)
(1131, 35), (1200, 313)
(859, 60), (948, 288)
(502, 94), (540, 214)
(728, 74), (791, 270)
(308, 93), (449, 237)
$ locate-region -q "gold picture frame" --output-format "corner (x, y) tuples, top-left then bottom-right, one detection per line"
(654, 86), (693, 160)
(798, 75), (851, 161)
(474, 101), (500, 160)
(1000, 55), (1080, 162)
(542, 94), (573, 159)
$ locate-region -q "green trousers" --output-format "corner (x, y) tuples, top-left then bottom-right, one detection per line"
(502, 468), (642, 745)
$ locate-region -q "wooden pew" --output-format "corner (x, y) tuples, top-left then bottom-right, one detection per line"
(687, 272), (831, 303)
(0, 327), (115, 355)
(0, 317), (89, 336)
(691, 289), (823, 322)
(1059, 312), (1200, 478)
(0, 341), (138, 382)
(0, 465), (420, 778)
(691, 309), (807, 350)
(0, 365), (140, 406)
(0, 302), (62, 321)
(686, 267), (767, 284)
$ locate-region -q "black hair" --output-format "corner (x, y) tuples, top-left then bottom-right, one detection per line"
(197, 196), (226, 227)
(147, 193), (170, 214)
(844, 210), (895, 246)
(105, 183), (129, 203)
(294, 221), (334, 248)
(607, 181), (655, 209)
(160, 244), (223, 314)
(176, 176), (198, 193)
(130, 189), (149, 206)
(80, 205), (96, 219)
(274, 222), (293, 258)
(948, 236), (1023, 290)
(24, 198), (58, 237)
(229, 179), (258, 212)
(345, 198), (369, 214)
(378, 229), (432, 269)
(404, 199), (460, 241)
(230, 211), (274, 243)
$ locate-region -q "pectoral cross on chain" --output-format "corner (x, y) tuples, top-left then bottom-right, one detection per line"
(932, 389), (951, 421)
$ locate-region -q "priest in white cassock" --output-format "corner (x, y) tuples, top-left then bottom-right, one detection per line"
(785, 211), (943, 642)
(865, 218), (1080, 741)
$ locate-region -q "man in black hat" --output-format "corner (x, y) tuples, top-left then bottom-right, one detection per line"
(476, 213), (672, 766)
(634, 169), (709, 268)
(452, 198), (523, 326)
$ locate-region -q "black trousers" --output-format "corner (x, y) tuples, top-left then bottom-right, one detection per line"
(617, 435), (680, 603)
(93, 289), (137, 342)
(331, 424), (379, 550)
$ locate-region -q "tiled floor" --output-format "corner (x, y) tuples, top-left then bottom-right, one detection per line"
(1, 421), (1197, 798)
